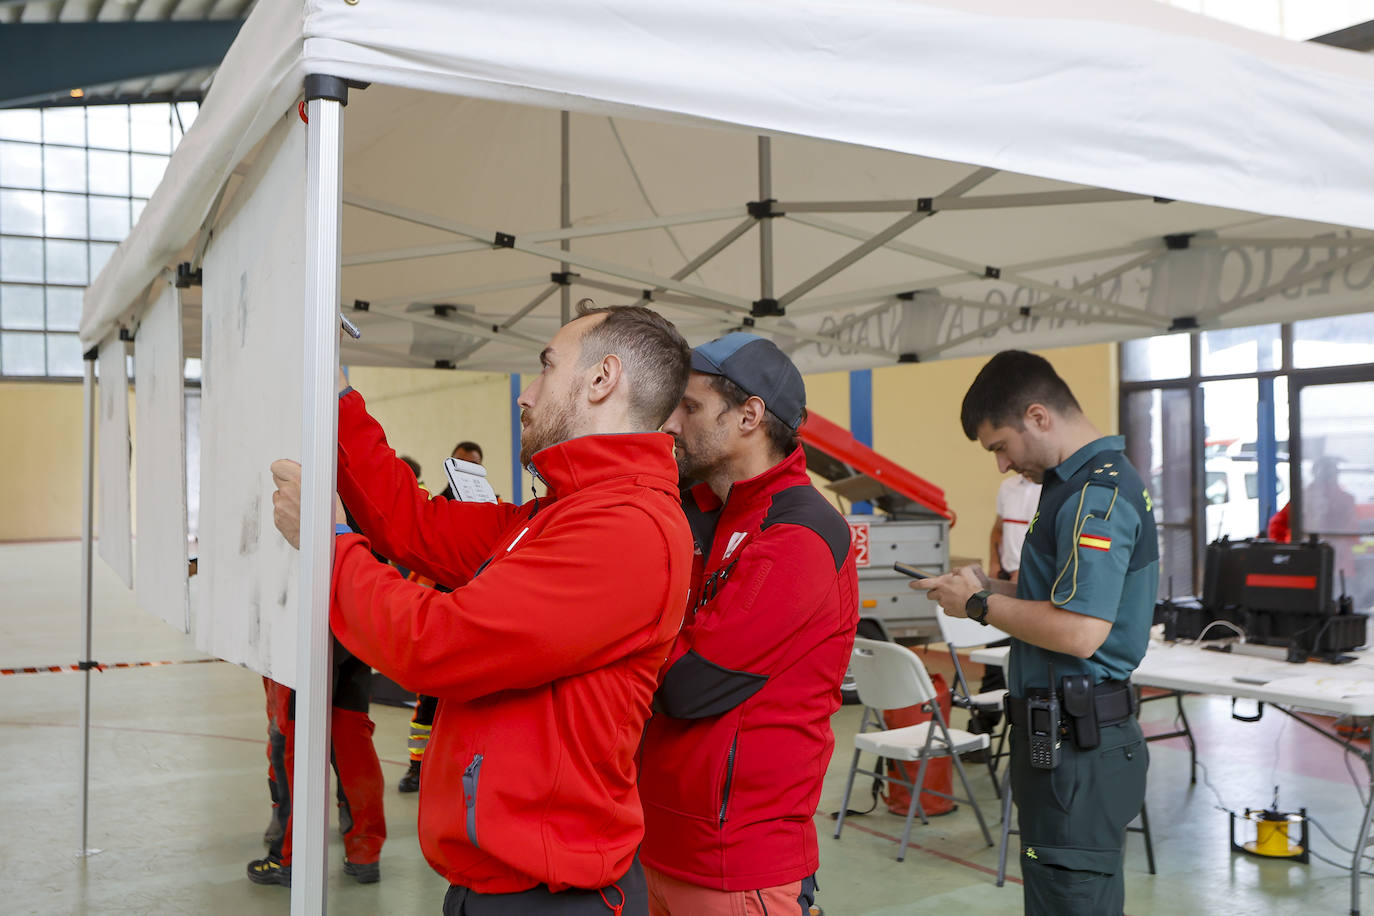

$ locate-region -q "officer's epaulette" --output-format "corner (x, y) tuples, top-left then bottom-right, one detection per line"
(1081, 462), (1123, 520)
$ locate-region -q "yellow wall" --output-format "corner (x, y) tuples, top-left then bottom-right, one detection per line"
(344, 366), (517, 500)
(0, 344), (1119, 545)
(0, 382), (87, 541)
(872, 343), (1119, 565)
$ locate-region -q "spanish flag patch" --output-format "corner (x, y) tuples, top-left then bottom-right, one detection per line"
(1078, 534), (1112, 552)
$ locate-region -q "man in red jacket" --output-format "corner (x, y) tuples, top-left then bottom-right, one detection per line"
(639, 332), (860, 915)
(270, 304), (694, 915)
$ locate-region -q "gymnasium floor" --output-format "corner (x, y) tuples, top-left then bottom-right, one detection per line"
(2, 540), (1370, 915)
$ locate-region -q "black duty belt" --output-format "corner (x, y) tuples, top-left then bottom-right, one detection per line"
(1005, 680), (1136, 731)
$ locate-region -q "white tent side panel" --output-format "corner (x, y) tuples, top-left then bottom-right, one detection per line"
(134, 283), (190, 633)
(196, 114), (306, 686)
(97, 337), (133, 589)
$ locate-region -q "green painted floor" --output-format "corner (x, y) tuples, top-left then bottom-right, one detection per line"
(1, 541), (1369, 914)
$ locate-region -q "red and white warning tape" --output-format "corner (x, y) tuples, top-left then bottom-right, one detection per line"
(1, 658), (221, 676)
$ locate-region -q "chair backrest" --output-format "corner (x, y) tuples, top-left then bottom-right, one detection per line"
(935, 608), (1010, 650)
(850, 638), (939, 711)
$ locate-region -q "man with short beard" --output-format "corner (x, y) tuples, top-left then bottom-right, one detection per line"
(269, 304), (694, 915)
(638, 332), (859, 915)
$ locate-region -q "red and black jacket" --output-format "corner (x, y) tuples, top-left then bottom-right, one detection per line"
(329, 389), (693, 894)
(638, 447), (859, 891)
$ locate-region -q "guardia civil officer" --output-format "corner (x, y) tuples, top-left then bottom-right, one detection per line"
(915, 350), (1157, 916)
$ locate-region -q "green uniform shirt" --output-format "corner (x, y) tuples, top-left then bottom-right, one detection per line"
(1008, 436), (1159, 695)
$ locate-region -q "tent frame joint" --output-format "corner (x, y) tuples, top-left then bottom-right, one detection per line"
(303, 74), (368, 105)
(916, 197), (935, 213)
(351, 299), (370, 311)
(751, 298), (784, 318)
(1164, 232), (1193, 250)
(493, 231), (516, 249)
(898, 352), (919, 363)
(118, 328), (135, 342)
(550, 271), (579, 286)
(1168, 316), (1199, 332)
(174, 262), (202, 288)
(748, 198), (783, 219)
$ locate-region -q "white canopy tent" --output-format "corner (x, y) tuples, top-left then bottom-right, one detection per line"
(76, 0), (1374, 910)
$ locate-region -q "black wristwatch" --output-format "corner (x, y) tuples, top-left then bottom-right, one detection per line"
(965, 589), (993, 625)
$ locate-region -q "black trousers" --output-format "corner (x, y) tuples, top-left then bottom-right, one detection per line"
(1009, 718), (1148, 916)
(443, 857), (647, 916)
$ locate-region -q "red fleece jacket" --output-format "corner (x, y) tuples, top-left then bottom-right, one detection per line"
(639, 448), (859, 890)
(329, 389), (693, 893)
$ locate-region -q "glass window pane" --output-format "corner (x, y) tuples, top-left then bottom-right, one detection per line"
(184, 357), (202, 381)
(130, 153), (167, 198)
(1121, 334), (1191, 381)
(1293, 312), (1374, 369)
(1, 235), (43, 282)
(87, 105), (129, 151)
(1200, 323), (1281, 375)
(0, 109), (42, 143)
(46, 332), (82, 377)
(89, 242), (116, 283)
(0, 189), (44, 235)
(129, 104), (172, 154)
(175, 102), (199, 137)
(1, 330), (45, 375)
(89, 197), (130, 241)
(46, 286), (83, 331)
(45, 239), (87, 284)
(88, 149), (130, 196)
(1, 141), (43, 189)
(42, 108), (85, 147)
(44, 191), (88, 239)
(1, 282), (44, 329)
(43, 145), (87, 193)
(1297, 381), (1374, 610)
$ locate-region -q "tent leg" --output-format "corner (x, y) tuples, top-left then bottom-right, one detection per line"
(758, 135), (773, 302)
(560, 110), (571, 325)
(78, 354), (99, 859)
(293, 79), (346, 916)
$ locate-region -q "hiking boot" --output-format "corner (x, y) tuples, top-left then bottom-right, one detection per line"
(247, 855), (291, 887)
(344, 858), (381, 884)
(398, 760), (421, 793)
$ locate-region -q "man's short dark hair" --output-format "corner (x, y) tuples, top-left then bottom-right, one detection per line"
(960, 350), (1082, 440)
(452, 441), (483, 461)
(708, 374), (806, 461)
(575, 300), (691, 428)
(399, 455), (422, 479)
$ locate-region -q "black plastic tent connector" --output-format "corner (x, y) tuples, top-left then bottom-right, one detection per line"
(1164, 233), (1193, 250)
(1168, 316), (1199, 332)
(984, 266), (1001, 280)
(174, 262), (202, 288)
(432, 304), (456, 317)
(434, 360), (456, 370)
(751, 298), (784, 318)
(747, 199), (783, 219)
(493, 232), (516, 248)
(118, 328), (134, 342)
(352, 299), (370, 311)
(549, 271), (579, 285)
(897, 352), (919, 363)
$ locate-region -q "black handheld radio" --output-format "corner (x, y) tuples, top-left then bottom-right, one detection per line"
(1026, 662), (1060, 770)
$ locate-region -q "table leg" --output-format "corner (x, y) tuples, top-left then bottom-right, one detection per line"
(1354, 748), (1374, 916)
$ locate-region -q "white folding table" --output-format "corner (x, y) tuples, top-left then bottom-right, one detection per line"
(971, 641), (1374, 915)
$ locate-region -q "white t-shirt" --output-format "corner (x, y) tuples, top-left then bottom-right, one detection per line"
(996, 474), (1042, 573)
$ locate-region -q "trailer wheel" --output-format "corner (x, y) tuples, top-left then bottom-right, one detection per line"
(840, 619), (886, 705)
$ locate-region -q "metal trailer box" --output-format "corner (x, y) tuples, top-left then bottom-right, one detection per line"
(846, 514), (950, 641)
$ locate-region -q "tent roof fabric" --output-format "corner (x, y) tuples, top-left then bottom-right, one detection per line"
(82, 0), (1374, 371)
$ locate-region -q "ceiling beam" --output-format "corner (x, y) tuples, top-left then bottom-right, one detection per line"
(0, 20), (243, 108)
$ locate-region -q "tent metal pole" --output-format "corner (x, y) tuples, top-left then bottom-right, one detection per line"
(78, 352), (96, 858)
(376, 304), (546, 351)
(561, 110), (571, 325)
(343, 239), (489, 267)
(362, 276), (551, 305)
(774, 188), (1148, 213)
(917, 315), (1022, 360)
(776, 167), (997, 307)
(758, 136), (774, 303)
(631, 218), (756, 308)
(294, 80), (346, 916)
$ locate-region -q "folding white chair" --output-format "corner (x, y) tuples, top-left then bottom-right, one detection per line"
(833, 638), (995, 861)
(936, 611), (1012, 792)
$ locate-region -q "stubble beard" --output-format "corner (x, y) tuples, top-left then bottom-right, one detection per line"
(519, 383), (579, 466)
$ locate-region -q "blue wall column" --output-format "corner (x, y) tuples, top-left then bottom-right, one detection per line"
(1256, 376), (1278, 532)
(849, 369), (873, 515)
(510, 374), (523, 505)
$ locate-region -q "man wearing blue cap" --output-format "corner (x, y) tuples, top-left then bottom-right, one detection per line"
(638, 332), (859, 915)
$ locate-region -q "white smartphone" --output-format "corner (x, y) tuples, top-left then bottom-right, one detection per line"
(443, 457), (497, 503)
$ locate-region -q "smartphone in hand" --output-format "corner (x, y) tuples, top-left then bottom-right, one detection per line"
(893, 562), (939, 579)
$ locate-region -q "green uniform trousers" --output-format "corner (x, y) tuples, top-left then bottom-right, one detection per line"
(1009, 717), (1148, 916)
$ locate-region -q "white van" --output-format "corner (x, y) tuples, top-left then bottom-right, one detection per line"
(1204, 456), (1289, 541)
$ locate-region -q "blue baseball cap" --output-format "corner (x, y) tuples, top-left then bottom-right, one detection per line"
(690, 332), (806, 430)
